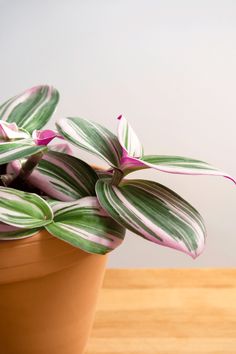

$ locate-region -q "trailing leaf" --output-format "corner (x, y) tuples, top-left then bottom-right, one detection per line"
(115, 116), (236, 184)
(45, 197), (125, 254)
(0, 223), (40, 240)
(56, 117), (122, 167)
(0, 187), (53, 228)
(119, 154), (236, 183)
(96, 179), (206, 258)
(0, 85), (59, 133)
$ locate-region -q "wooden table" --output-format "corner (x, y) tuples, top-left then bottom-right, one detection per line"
(86, 269), (236, 354)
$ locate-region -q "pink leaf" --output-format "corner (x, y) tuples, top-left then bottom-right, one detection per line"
(0, 121), (29, 141)
(32, 129), (63, 146)
(50, 143), (73, 155)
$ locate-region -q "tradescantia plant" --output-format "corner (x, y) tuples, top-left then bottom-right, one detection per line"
(0, 85), (235, 258)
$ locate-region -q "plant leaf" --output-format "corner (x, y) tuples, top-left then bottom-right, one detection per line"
(56, 117), (122, 167)
(0, 85), (59, 133)
(94, 167), (113, 180)
(117, 115), (143, 158)
(96, 179), (206, 258)
(120, 154), (236, 183)
(0, 121), (30, 141)
(7, 151), (98, 201)
(45, 197), (126, 254)
(0, 223), (40, 240)
(31, 151), (98, 201)
(0, 187), (53, 228)
(0, 139), (47, 165)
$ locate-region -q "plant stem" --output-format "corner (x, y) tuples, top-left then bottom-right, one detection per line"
(8, 151), (45, 188)
(111, 168), (124, 186)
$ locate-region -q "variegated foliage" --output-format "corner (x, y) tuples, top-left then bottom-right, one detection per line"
(0, 188), (125, 253)
(96, 179), (206, 258)
(0, 85), (59, 133)
(0, 187), (53, 228)
(45, 197), (125, 254)
(0, 224), (41, 240)
(7, 151), (98, 201)
(56, 117), (122, 167)
(57, 114), (235, 257)
(57, 114), (236, 183)
(0, 139), (47, 165)
(0, 86), (60, 166)
(0, 85), (235, 259)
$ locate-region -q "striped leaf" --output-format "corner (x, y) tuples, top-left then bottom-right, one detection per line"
(7, 151), (98, 201)
(0, 139), (47, 165)
(0, 223), (40, 240)
(0, 187), (53, 228)
(45, 197), (126, 254)
(56, 117), (122, 168)
(117, 115), (143, 158)
(120, 154), (236, 183)
(96, 179), (206, 258)
(0, 85), (59, 133)
(31, 151), (98, 200)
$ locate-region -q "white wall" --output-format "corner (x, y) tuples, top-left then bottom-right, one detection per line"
(0, 0), (236, 267)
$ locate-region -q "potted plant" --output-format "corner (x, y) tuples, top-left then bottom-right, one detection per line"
(0, 85), (234, 354)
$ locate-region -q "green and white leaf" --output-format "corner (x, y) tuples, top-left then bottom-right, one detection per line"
(142, 155), (236, 180)
(26, 151), (98, 201)
(56, 117), (122, 168)
(96, 179), (206, 258)
(0, 139), (47, 165)
(121, 154), (236, 184)
(0, 223), (40, 240)
(0, 187), (53, 228)
(117, 115), (143, 158)
(0, 85), (59, 133)
(46, 197), (126, 254)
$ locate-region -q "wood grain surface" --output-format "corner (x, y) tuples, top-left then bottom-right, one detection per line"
(86, 269), (236, 354)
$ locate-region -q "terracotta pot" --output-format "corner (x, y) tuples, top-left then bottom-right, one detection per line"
(0, 230), (108, 354)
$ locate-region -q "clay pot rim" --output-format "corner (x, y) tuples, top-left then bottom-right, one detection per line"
(0, 230), (53, 249)
(0, 230), (102, 284)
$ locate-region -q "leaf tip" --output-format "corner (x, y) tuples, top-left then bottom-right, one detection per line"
(224, 174), (236, 185)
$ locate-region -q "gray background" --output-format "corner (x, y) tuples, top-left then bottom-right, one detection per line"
(0, 0), (236, 267)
